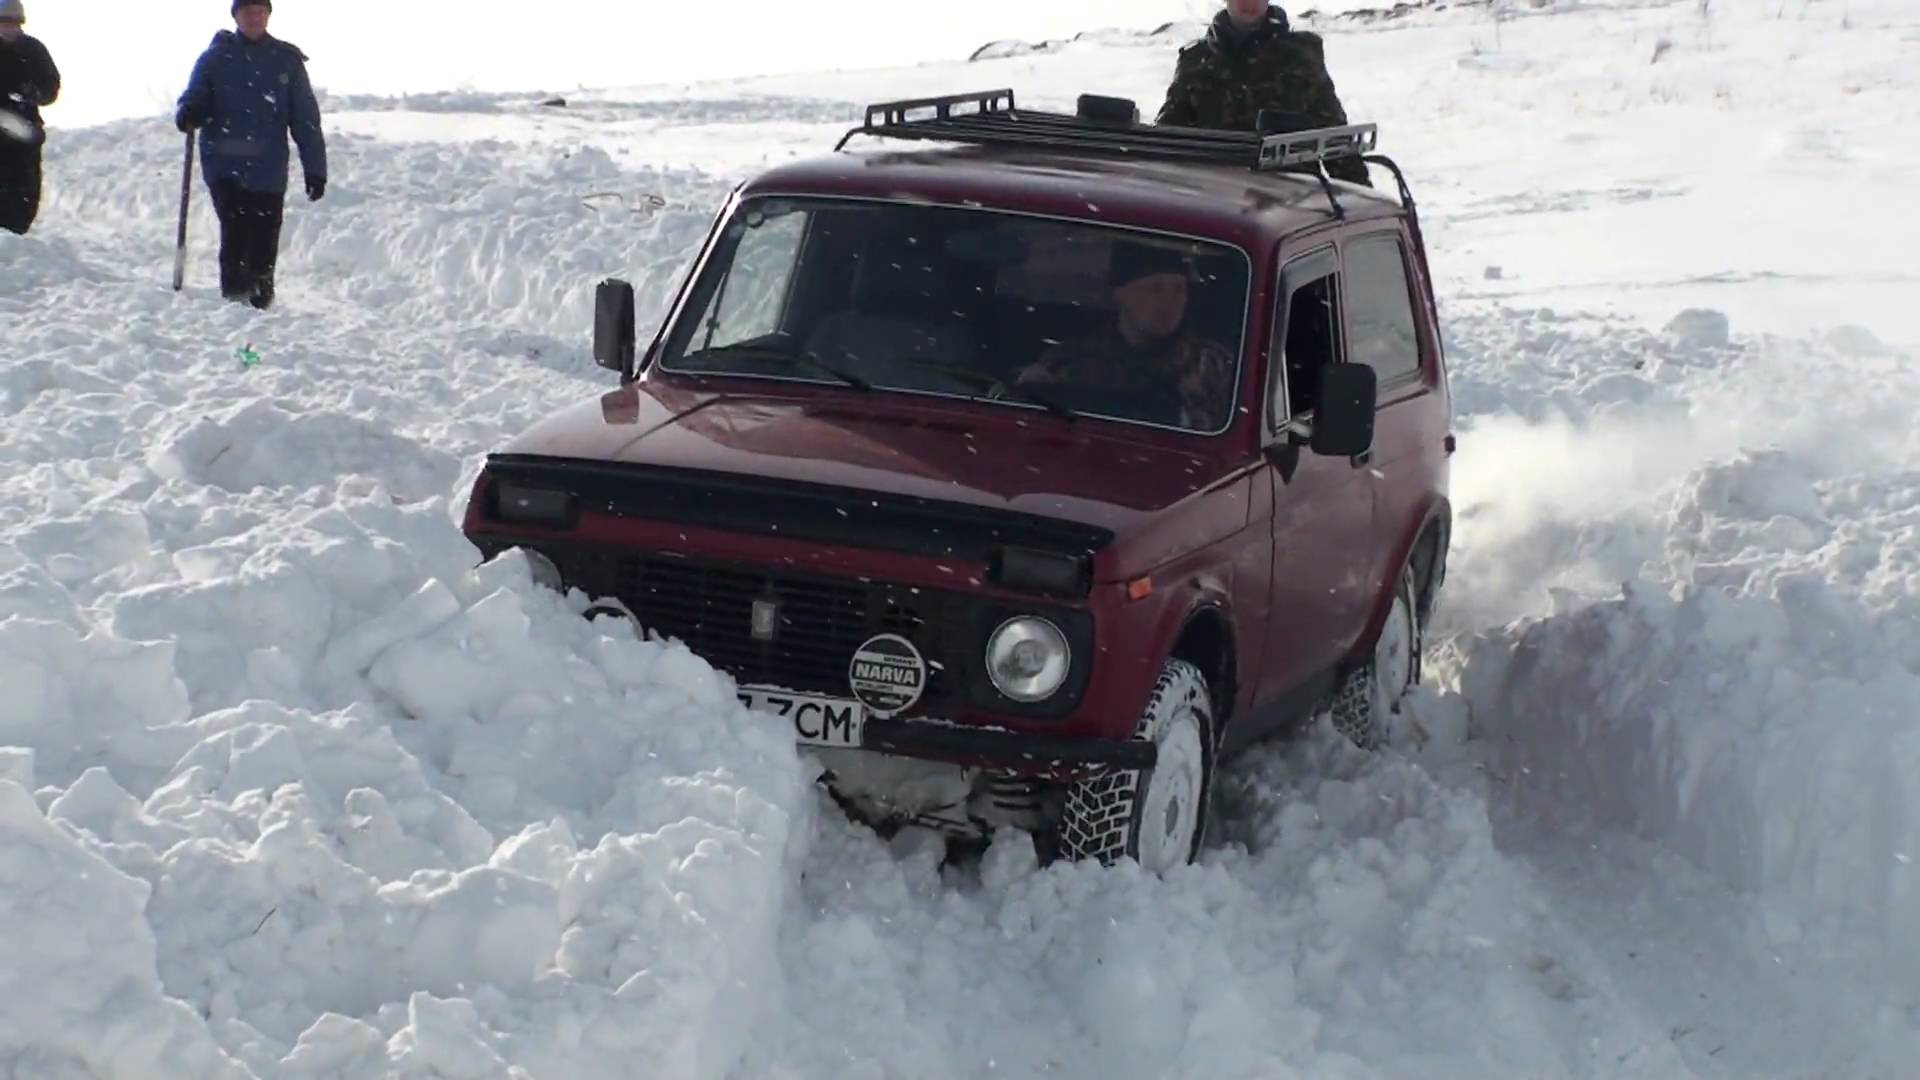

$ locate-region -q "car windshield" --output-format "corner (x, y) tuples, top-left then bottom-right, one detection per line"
(657, 197), (1252, 434)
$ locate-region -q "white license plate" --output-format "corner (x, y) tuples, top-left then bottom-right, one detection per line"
(738, 687), (865, 748)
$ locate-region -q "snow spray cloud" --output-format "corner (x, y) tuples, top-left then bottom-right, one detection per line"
(1436, 307), (1920, 632)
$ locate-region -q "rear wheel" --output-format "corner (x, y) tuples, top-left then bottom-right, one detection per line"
(1057, 658), (1214, 873)
(1330, 564), (1422, 750)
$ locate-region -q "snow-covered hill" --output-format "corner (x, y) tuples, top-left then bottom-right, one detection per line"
(3, 1), (1917, 1076)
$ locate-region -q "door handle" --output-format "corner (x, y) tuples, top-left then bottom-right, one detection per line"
(1350, 450), (1373, 468)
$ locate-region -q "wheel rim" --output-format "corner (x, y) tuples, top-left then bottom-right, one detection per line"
(1374, 593), (1415, 711)
(1135, 704), (1205, 874)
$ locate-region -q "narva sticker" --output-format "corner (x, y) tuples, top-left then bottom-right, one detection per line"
(848, 633), (927, 717)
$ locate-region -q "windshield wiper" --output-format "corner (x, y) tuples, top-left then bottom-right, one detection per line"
(678, 343), (871, 391)
(896, 361), (1080, 421)
(791, 354), (873, 391)
(983, 379), (1080, 421)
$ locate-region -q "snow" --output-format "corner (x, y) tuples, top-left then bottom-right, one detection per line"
(5, 0), (1920, 1076)
(33, 1), (1234, 130)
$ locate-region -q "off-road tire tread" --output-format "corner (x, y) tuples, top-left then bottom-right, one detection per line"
(1057, 658), (1212, 866)
(1330, 564), (1422, 751)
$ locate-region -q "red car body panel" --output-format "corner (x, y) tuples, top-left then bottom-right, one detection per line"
(740, 148), (1403, 251)
(502, 380), (1252, 579)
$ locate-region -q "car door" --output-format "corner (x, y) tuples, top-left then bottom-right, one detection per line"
(1247, 244), (1378, 736)
(1337, 226), (1448, 602)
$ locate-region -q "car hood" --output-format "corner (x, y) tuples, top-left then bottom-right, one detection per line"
(500, 380), (1248, 538)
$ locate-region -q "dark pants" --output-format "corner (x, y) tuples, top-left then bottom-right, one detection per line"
(208, 180), (286, 309)
(0, 151), (40, 236)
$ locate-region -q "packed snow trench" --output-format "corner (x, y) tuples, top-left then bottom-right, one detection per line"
(4, 1), (1918, 1077)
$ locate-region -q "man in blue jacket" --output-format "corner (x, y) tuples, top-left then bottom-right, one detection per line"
(0, 0), (60, 235)
(174, 0), (326, 310)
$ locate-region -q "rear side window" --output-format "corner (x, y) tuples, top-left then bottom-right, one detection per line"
(1342, 235), (1421, 384)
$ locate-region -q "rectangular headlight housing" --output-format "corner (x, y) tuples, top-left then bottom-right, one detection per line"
(491, 481), (576, 527)
(991, 546), (1090, 598)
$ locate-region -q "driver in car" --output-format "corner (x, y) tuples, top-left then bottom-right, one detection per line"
(1016, 239), (1236, 430)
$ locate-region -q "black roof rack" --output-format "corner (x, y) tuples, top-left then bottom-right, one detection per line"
(835, 89), (1380, 217)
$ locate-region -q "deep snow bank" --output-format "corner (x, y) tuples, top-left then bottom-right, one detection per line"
(1, 544), (816, 1077)
(1437, 304), (1920, 979)
(5, 108), (825, 1076)
(44, 123), (732, 347)
(1465, 572), (1920, 962)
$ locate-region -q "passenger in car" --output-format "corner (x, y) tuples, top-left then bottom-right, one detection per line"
(1016, 240), (1236, 431)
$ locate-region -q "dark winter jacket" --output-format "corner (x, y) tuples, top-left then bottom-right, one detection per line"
(0, 32), (59, 153)
(175, 30), (325, 194)
(1156, 5), (1369, 186)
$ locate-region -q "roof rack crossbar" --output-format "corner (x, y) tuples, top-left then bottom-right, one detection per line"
(900, 116), (1261, 164)
(980, 113), (1261, 153)
(849, 119), (1270, 169)
(1255, 124), (1377, 172)
(866, 88), (1016, 128)
(836, 89), (1018, 150)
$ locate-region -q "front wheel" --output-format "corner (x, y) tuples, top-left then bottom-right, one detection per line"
(1056, 658), (1215, 873)
(1330, 563), (1422, 750)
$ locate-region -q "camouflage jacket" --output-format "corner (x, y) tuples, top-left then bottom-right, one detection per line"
(1020, 326), (1236, 432)
(1155, 7), (1371, 186)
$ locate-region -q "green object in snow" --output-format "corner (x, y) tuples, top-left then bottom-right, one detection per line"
(236, 343), (261, 368)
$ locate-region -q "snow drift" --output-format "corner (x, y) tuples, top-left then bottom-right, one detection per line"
(4, 0), (1919, 1075)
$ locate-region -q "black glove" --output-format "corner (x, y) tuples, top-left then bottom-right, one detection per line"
(305, 176), (326, 202)
(175, 106), (207, 134)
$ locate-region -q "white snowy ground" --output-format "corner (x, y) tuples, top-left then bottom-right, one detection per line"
(4, 0), (1919, 1076)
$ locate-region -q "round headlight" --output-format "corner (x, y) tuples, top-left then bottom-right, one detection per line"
(986, 616), (1071, 703)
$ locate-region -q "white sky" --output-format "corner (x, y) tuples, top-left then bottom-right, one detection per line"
(30, 0), (1223, 129)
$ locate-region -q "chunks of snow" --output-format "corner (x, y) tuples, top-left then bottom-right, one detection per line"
(0, 781), (253, 1079)
(1662, 308), (1732, 351)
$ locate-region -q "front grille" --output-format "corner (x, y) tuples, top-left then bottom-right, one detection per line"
(543, 546), (964, 707)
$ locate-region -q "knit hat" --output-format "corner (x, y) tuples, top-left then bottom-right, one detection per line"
(232, 0), (271, 14)
(1108, 239), (1195, 288)
(0, 0), (26, 24)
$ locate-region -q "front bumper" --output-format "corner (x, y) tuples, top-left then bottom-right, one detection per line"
(865, 715), (1156, 773)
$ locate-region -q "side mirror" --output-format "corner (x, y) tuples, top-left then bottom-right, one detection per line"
(1310, 363), (1376, 458)
(593, 278), (637, 378)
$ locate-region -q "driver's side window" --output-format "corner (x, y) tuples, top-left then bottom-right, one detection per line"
(1269, 249), (1343, 425)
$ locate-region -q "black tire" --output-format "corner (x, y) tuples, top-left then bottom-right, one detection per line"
(1057, 658), (1215, 872)
(1330, 563), (1422, 750)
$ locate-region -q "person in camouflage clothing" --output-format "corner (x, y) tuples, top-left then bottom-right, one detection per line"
(1156, 0), (1370, 187)
(1016, 240), (1236, 432)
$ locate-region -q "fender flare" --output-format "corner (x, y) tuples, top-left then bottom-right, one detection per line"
(1353, 495), (1451, 662)
(1145, 577), (1238, 740)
